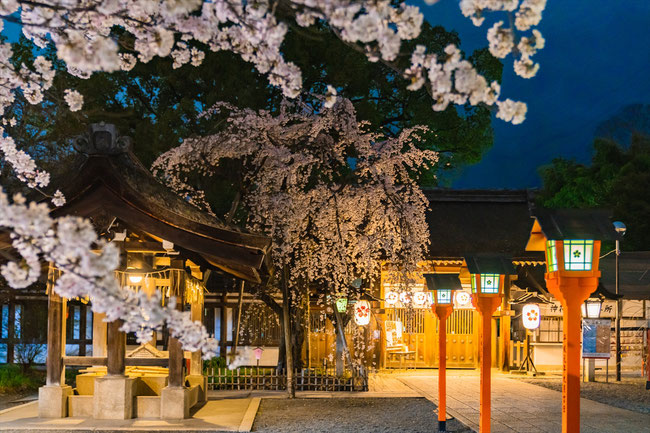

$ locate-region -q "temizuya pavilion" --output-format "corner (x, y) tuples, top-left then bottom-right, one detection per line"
(35, 124), (271, 420)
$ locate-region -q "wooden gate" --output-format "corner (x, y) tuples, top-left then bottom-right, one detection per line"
(445, 309), (478, 368)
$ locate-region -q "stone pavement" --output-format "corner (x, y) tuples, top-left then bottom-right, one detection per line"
(0, 396), (260, 432)
(397, 370), (650, 433)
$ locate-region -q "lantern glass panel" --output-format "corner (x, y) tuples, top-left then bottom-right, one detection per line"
(585, 301), (601, 318)
(436, 289), (453, 304)
(480, 274), (500, 294)
(336, 298), (348, 312)
(545, 240), (558, 272)
(563, 240), (594, 271)
(470, 274), (476, 293)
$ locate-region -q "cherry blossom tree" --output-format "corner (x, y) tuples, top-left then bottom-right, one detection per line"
(0, 0), (547, 363)
(153, 97), (437, 384)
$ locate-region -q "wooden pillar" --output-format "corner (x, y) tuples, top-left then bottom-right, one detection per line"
(46, 291), (65, 386)
(7, 302), (15, 364)
(79, 304), (87, 357)
(190, 297), (204, 376)
(435, 305), (453, 432)
(472, 295), (502, 433)
(168, 267), (185, 387)
(220, 296), (228, 357)
(107, 319), (125, 376)
(499, 276), (512, 371)
(93, 312), (107, 358)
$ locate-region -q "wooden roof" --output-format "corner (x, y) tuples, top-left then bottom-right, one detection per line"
(50, 123), (271, 283)
(424, 189), (543, 261)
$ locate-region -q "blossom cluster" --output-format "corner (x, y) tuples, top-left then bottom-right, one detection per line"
(154, 98), (436, 305)
(0, 0), (546, 196)
(463, 0), (547, 81)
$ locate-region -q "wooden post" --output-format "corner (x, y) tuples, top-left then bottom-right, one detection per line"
(168, 267), (185, 387)
(546, 276), (598, 433)
(499, 275), (512, 371)
(92, 312), (107, 358)
(472, 295), (502, 433)
(435, 305), (453, 432)
(190, 295), (204, 376)
(281, 266), (295, 398)
(7, 302), (15, 364)
(106, 319), (125, 376)
(220, 293), (228, 357)
(46, 291), (65, 386)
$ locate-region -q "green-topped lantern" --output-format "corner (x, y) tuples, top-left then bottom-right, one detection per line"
(423, 274), (462, 307)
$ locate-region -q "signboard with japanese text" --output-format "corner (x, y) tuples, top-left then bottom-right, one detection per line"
(582, 318), (611, 358)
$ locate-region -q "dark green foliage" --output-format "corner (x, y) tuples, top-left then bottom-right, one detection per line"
(537, 133), (650, 250)
(0, 364), (43, 392)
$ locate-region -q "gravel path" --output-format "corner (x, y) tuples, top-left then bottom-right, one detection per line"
(519, 376), (650, 414)
(252, 398), (472, 433)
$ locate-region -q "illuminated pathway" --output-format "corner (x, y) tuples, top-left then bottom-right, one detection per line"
(396, 371), (650, 433)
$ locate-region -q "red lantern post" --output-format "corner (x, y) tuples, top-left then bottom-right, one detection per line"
(424, 274), (462, 433)
(464, 256), (515, 433)
(526, 210), (618, 433)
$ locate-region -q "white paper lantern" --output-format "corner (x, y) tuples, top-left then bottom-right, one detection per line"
(354, 300), (371, 326)
(385, 291), (398, 305)
(413, 291), (428, 307)
(522, 304), (541, 330)
(455, 291), (471, 307)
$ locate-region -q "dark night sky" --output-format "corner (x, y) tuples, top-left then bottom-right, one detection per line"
(416, 0), (650, 188)
(4, 3), (650, 189)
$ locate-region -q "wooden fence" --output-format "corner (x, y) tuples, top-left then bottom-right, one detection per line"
(205, 367), (368, 392)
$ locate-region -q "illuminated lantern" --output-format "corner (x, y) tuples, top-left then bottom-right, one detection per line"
(384, 291), (398, 306)
(253, 347), (264, 360)
(455, 291), (471, 307)
(526, 209), (619, 433)
(336, 297), (348, 313)
(399, 291), (411, 305)
(581, 298), (602, 319)
(522, 304), (541, 330)
(413, 291), (428, 307)
(354, 300), (371, 326)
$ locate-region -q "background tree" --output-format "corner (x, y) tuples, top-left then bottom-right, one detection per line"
(537, 133), (650, 250)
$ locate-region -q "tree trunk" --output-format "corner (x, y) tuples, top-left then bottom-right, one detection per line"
(281, 267), (295, 398)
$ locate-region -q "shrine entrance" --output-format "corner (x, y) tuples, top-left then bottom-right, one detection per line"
(382, 307), (478, 369)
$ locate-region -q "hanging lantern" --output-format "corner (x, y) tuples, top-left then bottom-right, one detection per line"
(455, 291), (471, 307)
(354, 300), (371, 326)
(399, 291), (411, 305)
(384, 291), (398, 305)
(336, 297), (348, 313)
(413, 291), (428, 307)
(522, 304), (541, 330)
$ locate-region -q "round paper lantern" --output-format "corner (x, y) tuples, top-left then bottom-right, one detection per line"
(455, 291), (471, 307)
(385, 291), (398, 305)
(522, 304), (541, 330)
(413, 291), (428, 307)
(354, 300), (371, 326)
(399, 291), (411, 304)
